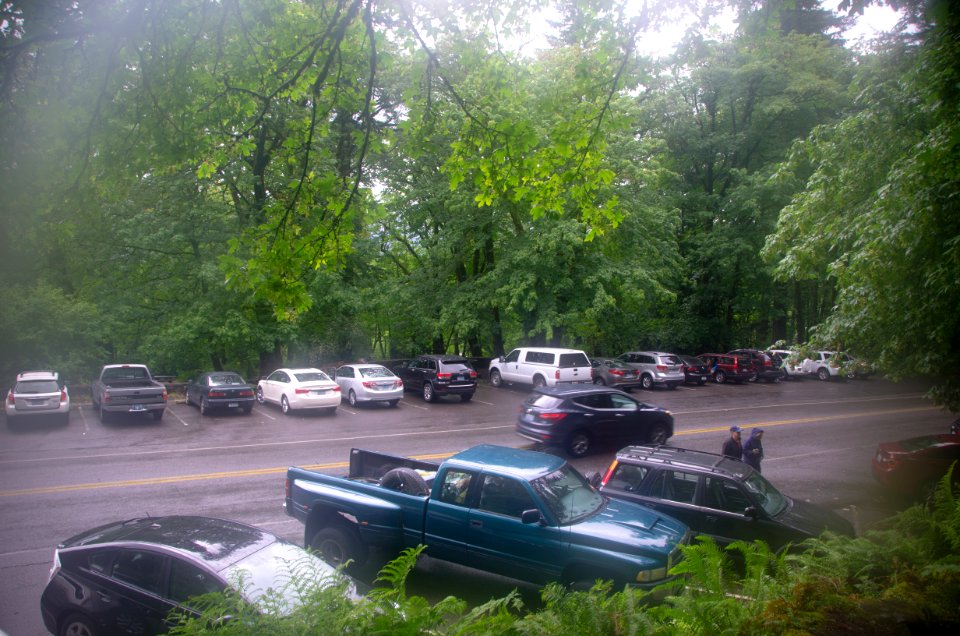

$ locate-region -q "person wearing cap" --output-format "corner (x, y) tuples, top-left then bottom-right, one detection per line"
(742, 428), (765, 472)
(721, 425), (742, 460)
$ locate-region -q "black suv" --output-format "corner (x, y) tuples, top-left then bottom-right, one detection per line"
(595, 445), (853, 551)
(728, 349), (782, 382)
(394, 355), (477, 403)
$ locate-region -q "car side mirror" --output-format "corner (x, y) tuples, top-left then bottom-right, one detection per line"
(744, 506), (759, 520)
(498, 356), (505, 362)
(520, 509), (543, 525)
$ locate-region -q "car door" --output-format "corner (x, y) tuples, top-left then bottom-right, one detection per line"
(264, 370), (289, 404)
(95, 548), (174, 636)
(635, 468), (703, 531)
(698, 476), (765, 546)
(424, 468), (478, 561)
(569, 393), (618, 443)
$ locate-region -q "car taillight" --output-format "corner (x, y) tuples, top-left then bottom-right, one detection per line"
(600, 460), (619, 487)
(295, 388), (311, 394)
(238, 389), (254, 397)
(656, 365), (668, 372)
(331, 385), (341, 392)
(59, 389), (68, 404)
(437, 372), (452, 380)
(610, 369), (626, 376)
(469, 370), (478, 379)
(162, 388), (168, 401)
(209, 390), (226, 398)
(397, 380), (403, 388)
(537, 412), (567, 421)
(555, 369), (561, 380)
(6, 391), (14, 406)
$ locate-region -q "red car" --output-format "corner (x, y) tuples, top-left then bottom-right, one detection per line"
(872, 433), (960, 495)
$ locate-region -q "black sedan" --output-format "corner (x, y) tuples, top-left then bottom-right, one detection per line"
(515, 385), (674, 458)
(185, 371), (256, 415)
(677, 354), (711, 385)
(40, 516), (362, 636)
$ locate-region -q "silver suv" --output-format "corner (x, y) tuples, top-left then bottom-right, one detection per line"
(5, 370), (71, 425)
(615, 351), (684, 390)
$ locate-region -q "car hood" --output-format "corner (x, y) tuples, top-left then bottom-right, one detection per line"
(567, 498), (688, 556)
(774, 497), (854, 539)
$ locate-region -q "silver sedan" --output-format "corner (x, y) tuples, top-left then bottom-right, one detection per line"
(334, 364), (404, 407)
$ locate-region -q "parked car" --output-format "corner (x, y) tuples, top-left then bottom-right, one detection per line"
(334, 363), (403, 407)
(767, 349), (804, 379)
(590, 358), (641, 389)
(872, 433), (960, 496)
(801, 351), (871, 381)
(394, 354), (477, 402)
(5, 370), (70, 425)
(488, 347), (591, 388)
(256, 368), (341, 415)
(516, 385), (674, 457)
(596, 445), (855, 551)
(697, 353), (755, 384)
(40, 515), (363, 636)
(615, 351), (684, 390)
(185, 371), (255, 415)
(676, 355), (711, 386)
(728, 349), (782, 382)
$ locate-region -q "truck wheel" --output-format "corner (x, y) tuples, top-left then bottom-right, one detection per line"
(817, 367), (830, 381)
(648, 423), (669, 445)
(281, 395), (292, 414)
(310, 526), (366, 569)
(98, 401), (109, 423)
(567, 431), (592, 458)
(641, 374), (654, 390)
(533, 375), (547, 388)
(152, 409), (164, 421)
(422, 382), (435, 402)
(379, 467), (430, 495)
(490, 369), (503, 387)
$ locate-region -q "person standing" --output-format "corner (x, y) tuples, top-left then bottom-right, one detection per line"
(721, 426), (742, 460)
(743, 428), (765, 472)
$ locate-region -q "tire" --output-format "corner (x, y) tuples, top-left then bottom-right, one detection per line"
(715, 371), (727, 384)
(817, 368), (830, 381)
(460, 393), (473, 403)
(388, 399), (399, 408)
(256, 386), (265, 404)
(200, 398), (209, 416)
(348, 390), (358, 407)
(697, 379), (706, 386)
(422, 382), (435, 402)
(648, 422), (669, 445)
(533, 375), (547, 388)
(310, 526), (366, 569)
(59, 612), (96, 636)
(184, 391), (193, 407)
(667, 383), (678, 390)
(242, 405), (253, 414)
(61, 412), (70, 426)
(98, 401), (109, 422)
(641, 374), (654, 390)
(326, 407), (337, 416)
(281, 395), (291, 414)
(379, 467), (430, 495)
(489, 369), (503, 388)
(593, 376), (606, 385)
(152, 409), (164, 421)
(567, 431), (592, 458)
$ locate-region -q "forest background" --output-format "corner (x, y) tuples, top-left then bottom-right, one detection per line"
(1, 0), (958, 410)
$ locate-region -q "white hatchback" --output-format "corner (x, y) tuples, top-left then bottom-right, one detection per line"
(256, 368), (341, 415)
(5, 370), (70, 425)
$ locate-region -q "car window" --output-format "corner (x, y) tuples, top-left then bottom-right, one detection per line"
(478, 474), (535, 518)
(111, 550), (165, 595)
(659, 355), (681, 365)
(525, 393), (564, 408)
(210, 373), (244, 385)
(335, 367), (354, 379)
(359, 366), (392, 378)
(438, 469), (475, 506)
(267, 371), (287, 382)
(294, 371), (330, 382)
(606, 463), (648, 492)
(504, 349), (521, 363)
(572, 393), (612, 409)
(608, 393), (638, 410)
(703, 477), (754, 514)
(14, 380), (59, 393)
(648, 470), (699, 504)
(168, 559), (223, 605)
(559, 352), (589, 367)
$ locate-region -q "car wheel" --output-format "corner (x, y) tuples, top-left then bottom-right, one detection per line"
(184, 391), (192, 407)
(59, 612), (96, 636)
(641, 374), (654, 390)
(348, 390), (358, 407)
(697, 379), (706, 386)
(61, 412), (70, 426)
(667, 383), (678, 390)
(388, 399), (399, 408)
(422, 382), (435, 402)
(98, 401), (109, 422)
(567, 431), (591, 458)
(817, 367), (830, 381)
(152, 409), (164, 421)
(242, 405), (253, 414)
(593, 376), (606, 385)
(648, 422), (670, 445)
(310, 526), (366, 569)
(533, 375), (547, 388)
(281, 395), (291, 414)
(715, 371), (727, 384)
(256, 386), (265, 404)
(490, 369), (503, 388)
(460, 393), (473, 402)
(200, 398), (209, 416)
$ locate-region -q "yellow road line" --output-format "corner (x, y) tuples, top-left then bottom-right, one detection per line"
(0, 408), (937, 498)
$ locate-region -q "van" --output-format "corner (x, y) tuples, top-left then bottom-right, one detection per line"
(489, 347), (591, 388)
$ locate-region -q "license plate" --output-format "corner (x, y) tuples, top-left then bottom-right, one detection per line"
(701, 376), (707, 381)
(228, 402), (239, 408)
(312, 389), (327, 395)
(131, 404), (146, 412)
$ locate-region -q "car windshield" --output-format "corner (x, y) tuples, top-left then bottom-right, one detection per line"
(741, 472), (788, 517)
(359, 366), (393, 378)
(294, 371), (330, 382)
(15, 380), (60, 393)
(531, 465), (605, 525)
(210, 374), (244, 386)
(226, 541), (351, 613)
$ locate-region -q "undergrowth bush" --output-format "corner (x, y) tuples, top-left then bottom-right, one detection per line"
(169, 470), (960, 635)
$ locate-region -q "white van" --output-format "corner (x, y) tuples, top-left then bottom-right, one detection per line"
(488, 347), (591, 388)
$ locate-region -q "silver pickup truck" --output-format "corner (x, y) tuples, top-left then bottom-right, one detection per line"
(90, 364), (167, 421)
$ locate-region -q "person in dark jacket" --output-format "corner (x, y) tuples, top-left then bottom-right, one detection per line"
(721, 425), (742, 460)
(742, 428), (765, 472)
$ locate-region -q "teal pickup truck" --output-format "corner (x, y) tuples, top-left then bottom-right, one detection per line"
(285, 444), (689, 589)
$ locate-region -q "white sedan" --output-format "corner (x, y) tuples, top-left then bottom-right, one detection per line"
(256, 368), (341, 415)
(334, 364), (404, 407)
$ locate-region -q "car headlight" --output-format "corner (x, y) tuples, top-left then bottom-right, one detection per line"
(636, 566), (668, 583)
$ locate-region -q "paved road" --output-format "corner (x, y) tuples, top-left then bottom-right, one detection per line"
(0, 375), (952, 635)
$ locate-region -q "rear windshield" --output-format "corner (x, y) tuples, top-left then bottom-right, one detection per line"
(294, 371), (331, 382)
(659, 355), (681, 365)
(15, 380), (60, 394)
(101, 367), (149, 381)
(359, 366), (394, 378)
(440, 359), (474, 371)
(558, 353), (589, 368)
(525, 393), (564, 409)
(209, 373), (245, 385)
